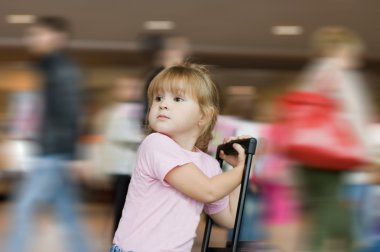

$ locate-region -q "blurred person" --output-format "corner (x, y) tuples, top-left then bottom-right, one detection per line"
(141, 35), (190, 126)
(5, 16), (89, 252)
(252, 123), (300, 252)
(94, 76), (144, 235)
(110, 64), (250, 252)
(293, 27), (374, 252)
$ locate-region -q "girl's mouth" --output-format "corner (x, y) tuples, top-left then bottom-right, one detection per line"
(157, 115), (169, 119)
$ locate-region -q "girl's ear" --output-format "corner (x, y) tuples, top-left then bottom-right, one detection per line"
(198, 118), (206, 127)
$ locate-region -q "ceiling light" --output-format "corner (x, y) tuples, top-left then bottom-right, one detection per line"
(272, 26), (303, 35)
(143, 21), (175, 30)
(6, 14), (36, 24)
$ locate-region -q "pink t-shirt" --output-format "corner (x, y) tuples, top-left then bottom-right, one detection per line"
(113, 133), (229, 252)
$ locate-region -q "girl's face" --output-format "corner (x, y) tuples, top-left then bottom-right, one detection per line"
(148, 89), (204, 140)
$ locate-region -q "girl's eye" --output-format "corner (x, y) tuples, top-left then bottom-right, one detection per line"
(154, 96), (163, 102)
(174, 97), (184, 102)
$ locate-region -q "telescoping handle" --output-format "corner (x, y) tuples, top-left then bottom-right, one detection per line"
(201, 138), (257, 252)
(216, 138), (257, 157)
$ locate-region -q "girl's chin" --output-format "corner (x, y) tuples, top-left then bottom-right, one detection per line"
(152, 128), (172, 137)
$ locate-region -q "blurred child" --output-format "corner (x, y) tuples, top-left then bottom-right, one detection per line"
(297, 27), (374, 252)
(110, 63), (250, 252)
(253, 123), (300, 252)
(95, 77), (144, 234)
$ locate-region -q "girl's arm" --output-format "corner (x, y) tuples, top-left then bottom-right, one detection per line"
(165, 143), (246, 204)
(209, 185), (241, 229)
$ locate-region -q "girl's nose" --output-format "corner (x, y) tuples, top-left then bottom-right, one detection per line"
(159, 100), (168, 110)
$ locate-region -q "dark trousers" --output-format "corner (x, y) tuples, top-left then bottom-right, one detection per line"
(299, 166), (353, 252)
(112, 174), (131, 234)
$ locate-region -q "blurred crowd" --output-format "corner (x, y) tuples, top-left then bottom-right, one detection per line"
(0, 15), (379, 252)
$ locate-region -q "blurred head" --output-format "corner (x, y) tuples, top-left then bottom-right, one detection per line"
(141, 34), (190, 67)
(112, 77), (143, 103)
(159, 36), (190, 67)
(311, 27), (365, 69)
(24, 16), (71, 55)
(147, 63), (219, 151)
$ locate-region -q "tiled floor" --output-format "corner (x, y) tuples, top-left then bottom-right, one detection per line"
(0, 201), (228, 252)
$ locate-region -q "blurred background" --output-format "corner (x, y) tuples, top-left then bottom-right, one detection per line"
(0, 1), (380, 252)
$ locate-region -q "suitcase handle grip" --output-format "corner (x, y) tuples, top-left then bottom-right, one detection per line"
(216, 138), (257, 156)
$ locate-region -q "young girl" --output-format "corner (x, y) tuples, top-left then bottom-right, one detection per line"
(110, 63), (249, 252)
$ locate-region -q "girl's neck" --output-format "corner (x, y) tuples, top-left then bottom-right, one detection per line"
(170, 133), (199, 152)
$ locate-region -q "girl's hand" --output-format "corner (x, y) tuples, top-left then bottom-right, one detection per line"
(219, 135), (250, 168)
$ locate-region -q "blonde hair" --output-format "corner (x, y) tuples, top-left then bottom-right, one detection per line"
(147, 63), (219, 152)
(311, 27), (365, 57)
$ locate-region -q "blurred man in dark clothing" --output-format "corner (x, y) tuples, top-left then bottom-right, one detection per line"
(5, 16), (88, 252)
(28, 19), (82, 158)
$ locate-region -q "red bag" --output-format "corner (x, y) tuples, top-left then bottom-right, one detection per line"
(279, 91), (366, 170)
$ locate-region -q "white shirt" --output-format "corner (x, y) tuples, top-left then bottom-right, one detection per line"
(97, 102), (144, 175)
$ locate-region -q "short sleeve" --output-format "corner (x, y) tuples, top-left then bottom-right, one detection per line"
(204, 195), (229, 215)
(140, 133), (192, 185)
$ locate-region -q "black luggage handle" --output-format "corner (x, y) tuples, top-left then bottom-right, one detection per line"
(216, 138), (257, 156)
(201, 138), (257, 252)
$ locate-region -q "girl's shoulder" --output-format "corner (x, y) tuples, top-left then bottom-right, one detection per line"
(142, 132), (173, 145)
(139, 133), (178, 153)
(141, 133), (219, 164)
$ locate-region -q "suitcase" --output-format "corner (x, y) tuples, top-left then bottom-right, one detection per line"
(201, 138), (262, 252)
